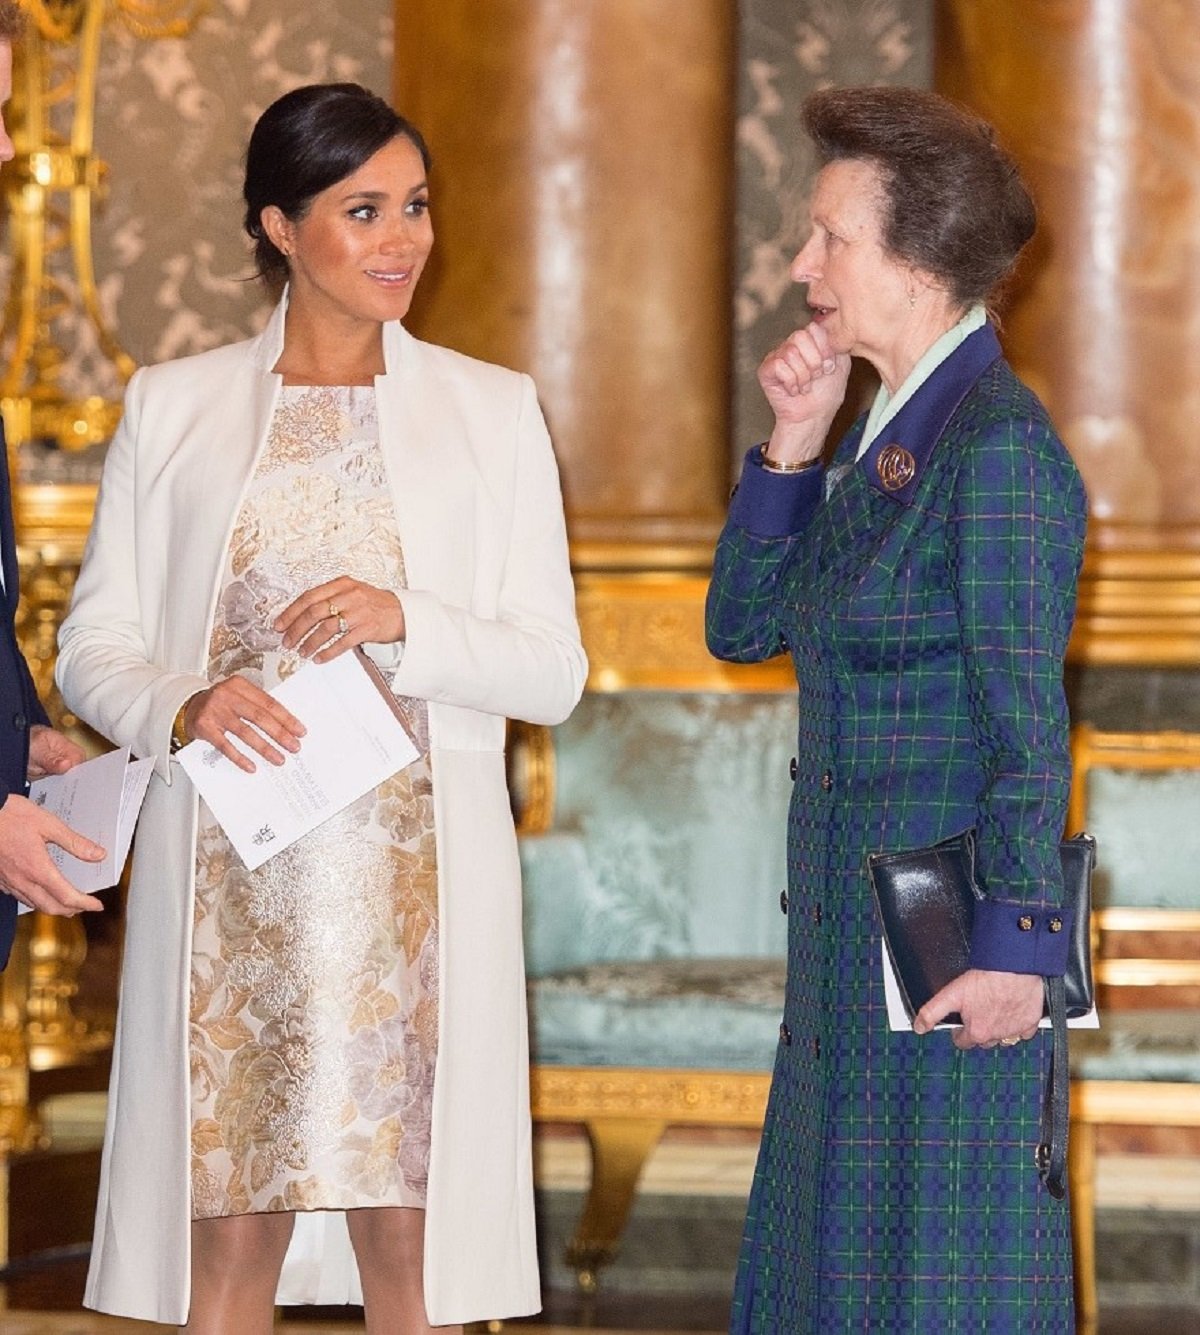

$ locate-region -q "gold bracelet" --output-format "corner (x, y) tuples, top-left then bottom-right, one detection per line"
(759, 444), (821, 474)
(169, 700), (192, 754)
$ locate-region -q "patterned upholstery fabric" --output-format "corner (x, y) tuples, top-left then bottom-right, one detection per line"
(1073, 761), (1200, 1082)
(1087, 768), (1200, 910)
(530, 958), (786, 1069)
(520, 691), (795, 1069)
(1072, 1010), (1200, 1082)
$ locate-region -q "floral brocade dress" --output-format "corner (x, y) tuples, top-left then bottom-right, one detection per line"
(189, 385), (438, 1221)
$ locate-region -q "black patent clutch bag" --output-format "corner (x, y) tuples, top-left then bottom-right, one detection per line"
(866, 829), (1095, 1025)
(865, 828), (1096, 1200)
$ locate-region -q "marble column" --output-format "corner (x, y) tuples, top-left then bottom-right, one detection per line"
(937, 0), (1200, 551)
(394, 1), (734, 560)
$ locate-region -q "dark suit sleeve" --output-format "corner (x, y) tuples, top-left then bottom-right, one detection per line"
(0, 622), (52, 811)
(705, 447), (823, 665)
(947, 412), (1087, 974)
(0, 421), (52, 810)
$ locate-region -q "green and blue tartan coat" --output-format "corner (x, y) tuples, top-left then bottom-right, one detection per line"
(706, 325), (1086, 1333)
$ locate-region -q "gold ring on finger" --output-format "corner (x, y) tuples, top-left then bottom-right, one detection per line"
(999, 1036), (1020, 1047)
(328, 601), (340, 619)
(337, 615), (348, 634)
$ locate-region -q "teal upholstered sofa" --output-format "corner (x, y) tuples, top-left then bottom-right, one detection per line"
(519, 689), (794, 1287)
(1065, 727), (1200, 1327)
(519, 708), (1200, 1307)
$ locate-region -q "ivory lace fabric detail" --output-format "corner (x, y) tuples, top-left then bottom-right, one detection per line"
(189, 385), (438, 1220)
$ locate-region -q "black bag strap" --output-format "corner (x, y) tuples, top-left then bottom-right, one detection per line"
(1037, 974), (1069, 1200)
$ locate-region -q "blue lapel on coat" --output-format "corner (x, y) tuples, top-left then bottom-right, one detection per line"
(859, 323), (1003, 505)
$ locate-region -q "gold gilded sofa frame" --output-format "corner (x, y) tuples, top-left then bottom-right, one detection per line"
(1066, 725), (1200, 1333)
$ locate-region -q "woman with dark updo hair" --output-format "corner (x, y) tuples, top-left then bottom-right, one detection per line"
(59, 83), (585, 1332)
(707, 86), (1085, 1331)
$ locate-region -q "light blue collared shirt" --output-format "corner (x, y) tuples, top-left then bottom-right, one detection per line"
(856, 305), (988, 461)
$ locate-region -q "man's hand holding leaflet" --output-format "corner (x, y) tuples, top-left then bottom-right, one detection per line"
(18, 746), (152, 909)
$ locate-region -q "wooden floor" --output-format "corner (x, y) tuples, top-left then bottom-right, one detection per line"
(4, 1131), (1199, 1333)
(0, 1315), (714, 1334)
(0, 1323), (630, 1334)
(0, 1323), (625, 1334)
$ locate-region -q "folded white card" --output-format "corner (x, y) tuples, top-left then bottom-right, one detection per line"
(23, 745), (154, 906)
(177, 650), (419, 870)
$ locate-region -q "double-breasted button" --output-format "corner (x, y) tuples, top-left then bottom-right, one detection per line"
(779, 890), (789, 915)
(812, 904), (823, 926)
(12, 712), (25, 730)
(820, 770), (833, 792)
(789, 757), (798, 781)
(779, 1022), (792, 1046)
(812, 1036), (821, 1059)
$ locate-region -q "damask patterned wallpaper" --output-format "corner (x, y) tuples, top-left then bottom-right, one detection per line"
(734, 0), (933, 452)
(3, 0), (392, 423)
(5, 0), (930, 477)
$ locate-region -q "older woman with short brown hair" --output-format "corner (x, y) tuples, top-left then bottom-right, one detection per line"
(708, 86), (1085, 1332)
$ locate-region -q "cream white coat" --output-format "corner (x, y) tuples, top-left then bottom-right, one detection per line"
(56, 299), (586, 1326)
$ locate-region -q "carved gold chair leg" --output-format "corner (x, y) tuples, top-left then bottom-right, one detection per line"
(566, 1116), (667, 1294)
(1069, 1113), (1098, 1333)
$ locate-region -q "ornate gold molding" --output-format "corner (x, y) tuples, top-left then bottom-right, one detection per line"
(530, 1065), (771, 1126)
(2, 0), (205, 453)
(13, 482), (92, 728)
(575, 570), (794, 693)
(507, 718), (555, 835)
(571, 543), (1200, 680)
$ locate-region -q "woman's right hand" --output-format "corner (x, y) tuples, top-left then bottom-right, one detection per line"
(757, 321), (852, 461)
(182, 676), (305, 774)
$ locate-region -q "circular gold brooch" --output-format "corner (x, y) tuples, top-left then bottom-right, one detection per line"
(877, 444), (917, 492)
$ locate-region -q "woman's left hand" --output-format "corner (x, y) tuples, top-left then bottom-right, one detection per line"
(274, 577), (406, 663)
(913, 968), (1044, 1051)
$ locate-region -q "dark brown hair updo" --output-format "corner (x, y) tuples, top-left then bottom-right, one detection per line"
(243, 82), (431, 286)
(802, 86), (1036, 310)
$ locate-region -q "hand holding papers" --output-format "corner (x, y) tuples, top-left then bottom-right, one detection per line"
(22, 746), (154, 910)
(177, 650), (419, 870)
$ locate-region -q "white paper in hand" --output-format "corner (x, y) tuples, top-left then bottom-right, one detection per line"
(24, 745), (154, 905)
(177, 650), (419, 870)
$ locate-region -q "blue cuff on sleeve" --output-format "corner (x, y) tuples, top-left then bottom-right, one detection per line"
(967, 899), (1074, 976)
(727, 446), (824, 538)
